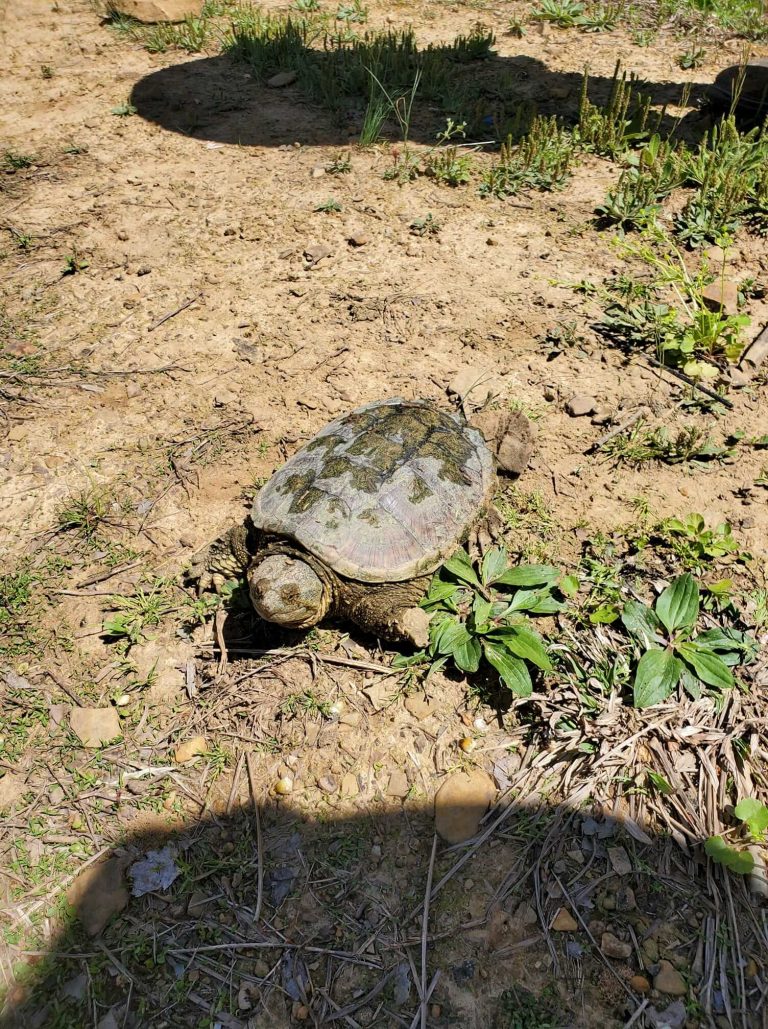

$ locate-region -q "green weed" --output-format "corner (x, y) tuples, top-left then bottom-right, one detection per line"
(395, 548), (576, 699)
(621, 573), (755, 706)
(3, 151), (34, 170)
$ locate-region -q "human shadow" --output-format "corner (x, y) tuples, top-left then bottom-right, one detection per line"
(130, 41), (718, 151)
(1, 646), (765, 1029)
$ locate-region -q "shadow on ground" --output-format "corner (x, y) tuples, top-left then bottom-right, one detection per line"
(130, 48), (716, 150)
(1, 737), (764, 1029)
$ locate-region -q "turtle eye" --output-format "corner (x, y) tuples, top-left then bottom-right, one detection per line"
(248, 555), (329, 629)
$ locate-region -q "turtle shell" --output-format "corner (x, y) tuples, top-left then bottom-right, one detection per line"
(251, 398), (495, 583)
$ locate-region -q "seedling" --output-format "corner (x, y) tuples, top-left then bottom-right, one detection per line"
(40, 65), (54, 79)
(620, 573), (754, 707)
(102, 580), (178, 650)
(678, 46), (705, 70)
(397, 547), (576, 699)
(111, 101), (137, 117)
(705, 798), (768, 875)
(410, 213), (440, 236)
(314, 197), (342, 213)
(327, 151), (352, 174)
(3, 151), (34, 171)
(61, 252), (89, 276)
(659, 512), (745, 571)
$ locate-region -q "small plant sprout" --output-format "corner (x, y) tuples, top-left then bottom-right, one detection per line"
(410, 214), (441, 237)
(705, 798), (768, 875)
(61, 252), (89, 276)
(314, 197), (342, 213)
(620, 573), (754, 708)
(3, 151), (35, 171)
(111, 100), (137, 117)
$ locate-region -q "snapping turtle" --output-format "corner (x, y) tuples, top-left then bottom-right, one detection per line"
(191, 398), (500, 646)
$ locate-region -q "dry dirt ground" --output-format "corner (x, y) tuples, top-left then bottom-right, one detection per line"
(1, 1), (768, 1027)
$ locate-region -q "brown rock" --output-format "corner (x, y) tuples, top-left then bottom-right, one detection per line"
(304, 243), (331, 266)
(551, 906), (578, 931)
(174, 736), (208, 763)
(348, 231), (370, 247)
(108, 0), (203, 22)
(590, 405), (613, 426)
(565, 394), (597, 417)
(470, 409), (535, 476)
(317, 775), (338, 794)
(386, 770), (409, 798)
(701, 280), (739, 316)
(267, 71), (298, 88)
(434, 769), (495, 844)
(340, 772), (359, 797)
(629, 974), (650, 994)
(0, 773), (24, 811)
(67, 856), (129, 935)
(448, 367), (504, 411)
(70, 707), (122, 748)
(601, 931), (632, 959)
(654, 959), (687, 996)
(404, 695), (437, 720)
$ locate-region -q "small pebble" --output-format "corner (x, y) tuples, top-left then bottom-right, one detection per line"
(630, 974), (650, 994)
(551, 907), (578, 931)
(654, 959), (687, 996)
(274, 777), (293, 795)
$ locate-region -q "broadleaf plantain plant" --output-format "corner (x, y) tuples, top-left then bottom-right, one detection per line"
(621, 573), (755, 708)
(395, 547), (576, 698)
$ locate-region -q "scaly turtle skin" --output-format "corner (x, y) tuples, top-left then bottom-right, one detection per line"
(190, 398), (496, 645)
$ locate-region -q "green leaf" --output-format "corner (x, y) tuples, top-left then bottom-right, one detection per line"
(425, 580), (459, 604)
(472, 594), (493, 628)
(734, 798), (768, 840)
(488, 625), (551, 671)
(695, 627), (749, 653)
(679, 663), (702, 700)
(704, 835), (755, 874)
(647, 770), (674, 795)
(495, 564), (560, 587)
(589, 603), (620, 625)
(559, 574), (580, 598)
(451, 635), (482, 674)
(483, 640), (532, 697)
(633, 648), (682, 708)
(655, 574), (699, 633)
(480, 547), (509, 585)
(507, 589), (565, 614)
(677, 643), (733, 690)
(621, 600), (662, 647)
(442, 549), (480, 587)
(431, 617), (472, 657)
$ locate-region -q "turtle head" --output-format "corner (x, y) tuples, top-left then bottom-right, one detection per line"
(248, 552), (332, 629)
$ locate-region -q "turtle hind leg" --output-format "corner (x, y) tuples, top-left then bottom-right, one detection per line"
(187, 523), (252, 594)
(340, 577), (432, 647)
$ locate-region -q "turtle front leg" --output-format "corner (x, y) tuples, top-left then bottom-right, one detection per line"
(340, 577), (432, 648)
(187, 523), (252, 594)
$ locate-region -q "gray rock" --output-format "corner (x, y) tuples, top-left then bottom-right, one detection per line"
(267, 71), (298, 88)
